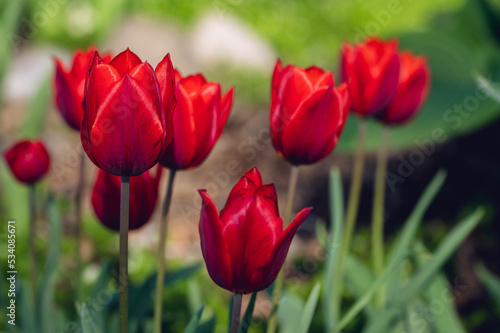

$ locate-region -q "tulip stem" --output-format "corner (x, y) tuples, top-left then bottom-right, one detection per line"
(230, 293), (243, 333)
(28, 185), (37, 311)
(154, 169), (177, 333)
(119, 177), (130, 333)
(372, 127), (390, 309)
(267, 165), (300, 333)
(75, 149), (85, 301)
(333, 119), (367, 325)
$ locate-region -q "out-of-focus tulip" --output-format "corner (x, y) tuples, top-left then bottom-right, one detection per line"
(91, 166), (162, 231)
(376, 51), (431, 125)
(4, 139), (50, 184)
(341, 37), (400, 116)
(54, 48), (111, 130)
(198, 167), (312, 294)
(81, 48), (176, 177)
(158, 69), (233, 170)
(270, 60), (350, 165)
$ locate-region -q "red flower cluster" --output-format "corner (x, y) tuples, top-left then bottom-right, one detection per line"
(341, 37), (431, 125)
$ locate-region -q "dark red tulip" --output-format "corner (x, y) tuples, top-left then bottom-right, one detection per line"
(199, 167), (312, 294)
(270, 60), (350, 165)
(341, 37), (400, 116)
(54, 48), (111, 130)
(158, 69), (233, 170)
(81, 48), (175, 177)
(4, 139), (50, 185)
(91, 165), (162, 231)
(376, 51), (431, 124)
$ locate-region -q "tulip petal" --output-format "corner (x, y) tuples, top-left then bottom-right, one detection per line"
(306, 66), (334, 89)
(54, 59), (81, 130)
(155, 54), (176, 149)
(222, 196), (282, 293)
(280, 86), (343, 164)
(110, 48), (143, 76)
(264, 207), (312, 287)
(89, 75), (163, 176)
(199, 190), (233, 290)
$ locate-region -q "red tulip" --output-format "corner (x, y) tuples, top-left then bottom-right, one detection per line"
(270, 60), (350, 165)
(54, 48), (112, 130)
(81, 48), (175, 177)
(158, 69), (233, 170)
(91, 166), (162, 231)
(4, 139), (50, 184)
(376, 51), (431, 124)
(341, 37), (400, 116)
(199, 167), (312, 294)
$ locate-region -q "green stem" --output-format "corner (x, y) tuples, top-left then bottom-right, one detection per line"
(230, 293), (243, 333)
(332, 119), (367, 325)
(372, 127), (390, 308)
(119, 176), (130, 333)
(28, 185), (37, 311)
(75, 149), (85, 301)
(153, 169), (177, 333)
(266, 165), (300, 333)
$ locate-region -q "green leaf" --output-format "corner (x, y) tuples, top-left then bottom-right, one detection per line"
(334, 254), (408, 332)
(78, 303), (100, 333)
(239, 292), (257, 333)
(184, 305), (205, 333)
(476, 263), (500, 309)
(105, 263), (201, 331)
(277, 292), (304, 333)
(386, 170), (447, 288)
(18, 281), (37, 333)
(39, 195), (62, 333)
(344, 254), (374, 317)
(298, 283), (321, 333)
(415, 242), (466, 333)
(324, 168), (345, 331)
(389, 208), (484, 304)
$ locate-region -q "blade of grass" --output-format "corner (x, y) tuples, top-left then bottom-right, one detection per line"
(298, 283), (321, 333)
(324, 168), (345, 332)
(239, 292), (257, 333)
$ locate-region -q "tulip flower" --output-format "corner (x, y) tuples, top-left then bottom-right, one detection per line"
(3, 139), (51, 303)
(91, 166), (162, 231)
(270, 60), (350, 165)
(4, 139), (50, 184)
(341, 37), (400, 116)
(376, 51), (431, 124)
(158, 69), (233, 170)
(198, 167), (312, 294)
(81, 48), (175, 177)
(54, 48), (112, 130)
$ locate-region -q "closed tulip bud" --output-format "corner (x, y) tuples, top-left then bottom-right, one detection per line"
(54, 48), (111, 130)
(341, 37), (400, 116)
(270, 60), (350, 165)
(81, 48), (176, 177)
(199, 167), (312, 294)
(376, 51), (431, 125)
(91, 166), (162, 231)
(4, 139), (50, 185)
(158, 69), (233, 170)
